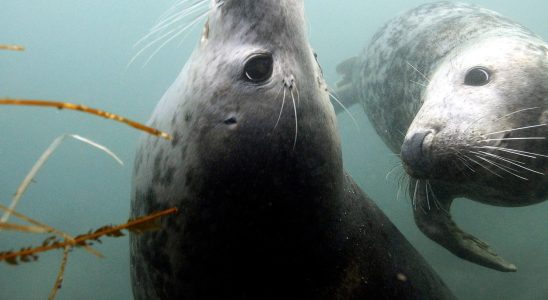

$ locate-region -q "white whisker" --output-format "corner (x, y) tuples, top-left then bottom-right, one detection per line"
(425, 181), (431, 210)
(426, 181), (445, 211)
(295, 83), (300, 106)
(474, 155), (528, 180)
(409, 80), (427, 88)
(143, 11), (209, 66)
(385, 164), (402, 181)
(412, 180), (419, 210)
(476, 146), (540, 159)
(473, 152), (524, 174)
(474, 151), (544, 176)
(128, 1), (209, 68)
(405, 178), (412, 205)
(465, 155), (504, 178)
(483, 124), (547, 136)
(274, 86), (286, 129)
(406, 61), (430, 83)
(157, 0), (196, 23)
(328, 90), (360, 132)
(456, 154), (476, 173)
(291, 89), (298, 150)
(475, 151), (526, 165)
(492, 107), (541, 122)
(128, 23), (187, 68)
(464, 107), (541, 134)
(455, 150), (476, 172)
(136, 1), (204, 48)
(480, 137), (546, 142)
(395, 176), (403, 202)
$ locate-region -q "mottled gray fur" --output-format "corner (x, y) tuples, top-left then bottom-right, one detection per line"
(336, 1), (547, 272)
(130, 0), (456, 299)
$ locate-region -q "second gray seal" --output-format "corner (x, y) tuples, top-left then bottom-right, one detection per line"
(336, 1), (548, 272)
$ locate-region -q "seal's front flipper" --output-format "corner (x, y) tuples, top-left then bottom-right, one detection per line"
(332, 57), (359, 114)
(335, 56), (358, 87)
(411, 180), (517, 272)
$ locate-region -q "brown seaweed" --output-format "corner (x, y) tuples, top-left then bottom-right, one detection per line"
(0, 207), (178, 265)
(0, 44), (25, 51)
(0, 99), (172, 140)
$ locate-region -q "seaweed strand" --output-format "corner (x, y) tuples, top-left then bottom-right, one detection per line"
(0, 204), (103, 258)
(0, 99), (172, 140)
(0, 44), (25, 51)
(0, 207), (178, 263)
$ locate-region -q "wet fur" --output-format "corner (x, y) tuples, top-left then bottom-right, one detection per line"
(335, 1), (547, 271)
(130, 0), (455, 299)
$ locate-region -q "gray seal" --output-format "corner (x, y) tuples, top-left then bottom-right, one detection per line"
(130, 0), (456, 299)
(335, 1), (547, 272)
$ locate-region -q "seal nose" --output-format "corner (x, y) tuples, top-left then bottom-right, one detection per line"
(401, 130), (434, 178)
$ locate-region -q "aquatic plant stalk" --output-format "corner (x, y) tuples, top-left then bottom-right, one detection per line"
(0, 207), (178, 262)
(0, 223), (52, 233)
(0, 134), (123, 225)
(48, 246), (70, 300)
(0, 99), (172, 140)
(0, 203), (103, 258)
(0, 44), (25, 51)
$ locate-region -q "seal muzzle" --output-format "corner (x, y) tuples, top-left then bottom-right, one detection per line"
(401, 130), (434, 178)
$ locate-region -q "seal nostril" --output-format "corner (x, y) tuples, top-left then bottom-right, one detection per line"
(401, 130), (434, 178)
(223, 117), (237, 125)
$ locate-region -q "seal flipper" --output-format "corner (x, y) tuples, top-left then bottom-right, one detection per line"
(332, 57), (359, 113)
(411, 180), (518, 272)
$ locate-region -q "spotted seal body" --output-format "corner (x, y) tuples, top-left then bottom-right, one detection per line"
(129, 0), (455, 299)
(336, 1), (547, 272)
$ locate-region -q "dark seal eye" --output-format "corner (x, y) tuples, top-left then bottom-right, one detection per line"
(464, 67), (491, 86)
(243, 53), (273, 83)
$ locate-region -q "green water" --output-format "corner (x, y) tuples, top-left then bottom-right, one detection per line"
(1, 1), (546, 299)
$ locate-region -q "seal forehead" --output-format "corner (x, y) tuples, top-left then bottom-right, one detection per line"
(208, 0), (306, 45)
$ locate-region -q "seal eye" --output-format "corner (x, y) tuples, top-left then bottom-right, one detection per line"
(464, 67), (491, 86)
(243, 54), (273, 83)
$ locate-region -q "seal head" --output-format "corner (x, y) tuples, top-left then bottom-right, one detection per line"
(131, 1), (344, 298)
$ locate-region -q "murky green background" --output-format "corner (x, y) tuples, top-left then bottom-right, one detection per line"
(1, 1), (547, 299)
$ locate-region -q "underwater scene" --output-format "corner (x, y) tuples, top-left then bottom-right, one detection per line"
(1, 0), (547, 299)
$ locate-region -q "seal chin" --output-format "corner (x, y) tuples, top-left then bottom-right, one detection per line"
(401, 129), (434, 178)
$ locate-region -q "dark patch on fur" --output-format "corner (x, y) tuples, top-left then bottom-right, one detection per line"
(152, 149), (164, 184)
(171, 131), (180, 147)
(171, 114), (178, 127)
(162, 166), (176, 186)
(182, 144), (188, 161)
(143, 187), (159, 213)
(134, 148), (144, 174)
(185, 168), (194, 186)
(140, 229), (174, 299)
(184, 110), (193, 122)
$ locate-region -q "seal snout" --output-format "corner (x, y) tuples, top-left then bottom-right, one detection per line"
(401, 130), (434, 178)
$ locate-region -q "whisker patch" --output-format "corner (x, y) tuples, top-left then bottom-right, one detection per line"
(129, 0), (209, 67)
